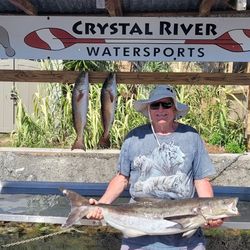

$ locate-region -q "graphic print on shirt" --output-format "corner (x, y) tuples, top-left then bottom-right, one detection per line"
(133, 142), (192, 199)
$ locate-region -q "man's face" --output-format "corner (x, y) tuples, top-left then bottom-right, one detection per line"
(149, 97), (176, 124)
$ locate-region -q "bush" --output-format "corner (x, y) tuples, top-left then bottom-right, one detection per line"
(225, 141), (246, 153)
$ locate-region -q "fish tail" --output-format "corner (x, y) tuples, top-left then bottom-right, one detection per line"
(61, 189), (89, 206)
(62, 207), (89, 228)
(71, 138), (86, 151)
(98, 134), (110, 148)
(61, 188), (90, 228)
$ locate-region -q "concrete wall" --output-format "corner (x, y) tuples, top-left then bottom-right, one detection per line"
(0, 147), (249, 186)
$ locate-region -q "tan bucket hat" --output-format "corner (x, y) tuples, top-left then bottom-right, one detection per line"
(133, 85), (189, 119)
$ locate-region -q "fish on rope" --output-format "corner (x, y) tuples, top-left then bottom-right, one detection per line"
(61, 188), (239, 238)
(98, 72), (117, 148)
(71, 71), (89, 150)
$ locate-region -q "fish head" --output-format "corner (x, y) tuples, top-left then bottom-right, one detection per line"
(199, 197), (239, 220)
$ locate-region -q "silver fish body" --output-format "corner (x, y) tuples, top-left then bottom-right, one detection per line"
(71, 72), (89, 150)
(98, 72), (117, 148)
(61, 189), (239, 238)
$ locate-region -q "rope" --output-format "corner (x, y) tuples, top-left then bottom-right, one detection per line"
(1, 227), (86, 248)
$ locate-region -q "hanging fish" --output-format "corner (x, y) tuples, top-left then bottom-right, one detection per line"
(71, 71), (89, 150)
(98, 73), (117, 148)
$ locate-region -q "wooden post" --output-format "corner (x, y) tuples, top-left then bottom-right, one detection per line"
(247, 85), (250, 151)
(232, 62), (250, 151)
(246, 63), (250, 151)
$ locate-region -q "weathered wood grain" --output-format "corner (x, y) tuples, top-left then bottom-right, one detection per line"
(1, 70), (250, 85)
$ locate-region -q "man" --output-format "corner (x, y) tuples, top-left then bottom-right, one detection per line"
(87, 85), (223, 249)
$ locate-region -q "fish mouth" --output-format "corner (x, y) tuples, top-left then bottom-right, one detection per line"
(228, 197), (240, 216)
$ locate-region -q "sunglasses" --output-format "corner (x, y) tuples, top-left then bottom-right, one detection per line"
(150, 102), (174, 110)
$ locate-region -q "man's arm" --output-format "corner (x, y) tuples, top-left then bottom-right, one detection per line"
(194, 178), (213, 197)
(86, 173), (129, 219)
(99, 173), (129, 204)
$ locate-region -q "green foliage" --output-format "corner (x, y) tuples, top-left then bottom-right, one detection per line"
(225, 141), (245, 153)
(12, 84), (75, 147)
(12, 82), (148, 149)
(111, 85), (147, 148)
(140, 61), (171, 72)
(63, 60), (118, 71)
(176, 85), (246, 153)
(209, 132), (224, 146)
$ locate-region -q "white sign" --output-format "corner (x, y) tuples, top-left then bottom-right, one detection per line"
(1, 16), (250, 61)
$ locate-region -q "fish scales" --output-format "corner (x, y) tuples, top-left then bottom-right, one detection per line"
(104, 201), (197, 219)
(98, 72), (117, 148)
(71, 72), (89, 150)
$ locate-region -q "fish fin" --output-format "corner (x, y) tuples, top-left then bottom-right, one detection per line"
(71, 139), (86, 151)
(61, 189), (89, 207)
(182, 229), (198, 238)
(108, 89), (115, 103)
(104, 213), (146, 238)
(171, 215), (206, 236)
(76, 92), (84, 102)
(62, 207), (88, 228)
(157, 219), (181, 229)
(98, 135), (110, 149)
(164, 214), (197, 220)
(122, 229), (146, 238)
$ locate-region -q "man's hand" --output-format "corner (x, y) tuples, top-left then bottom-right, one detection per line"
(194, 179), (225, 229)
(204, 218), (224, 228)
(85, 173), (128, 220)
(86, 198), (103, 220)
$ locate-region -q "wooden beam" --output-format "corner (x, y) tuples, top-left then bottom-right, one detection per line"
(124, 10), (250, 17)
(8, 0), (37, 15)
(1, 70), (250, 85)
(105, 0), (123, 16)
(248, 86), (250, 134)
(11, 10), (247, 18)
(199, 0), (216, 17)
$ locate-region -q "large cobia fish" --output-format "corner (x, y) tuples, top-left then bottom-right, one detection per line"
(61, 189), (239, 238)
(71, 72), (89, 150)
(98, 72), (117, 148)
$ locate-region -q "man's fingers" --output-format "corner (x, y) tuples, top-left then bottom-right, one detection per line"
(89, 198), (98, 205)
(86, 207), (103, 220)
(86, 198), (104, 219)
(204, 219), (224, 228)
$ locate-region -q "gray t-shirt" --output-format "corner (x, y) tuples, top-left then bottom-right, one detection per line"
(117, 123), (216, 249)
(117, 123), (215, 200)
(117, 123), (215, 199)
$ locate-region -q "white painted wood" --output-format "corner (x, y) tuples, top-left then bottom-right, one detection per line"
(0, 59), (41, 132)
(0, 60), (14, 132)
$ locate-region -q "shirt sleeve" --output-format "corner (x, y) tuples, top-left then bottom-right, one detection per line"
(116, 135), (132, 177)
(193, 134), (216, 179)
